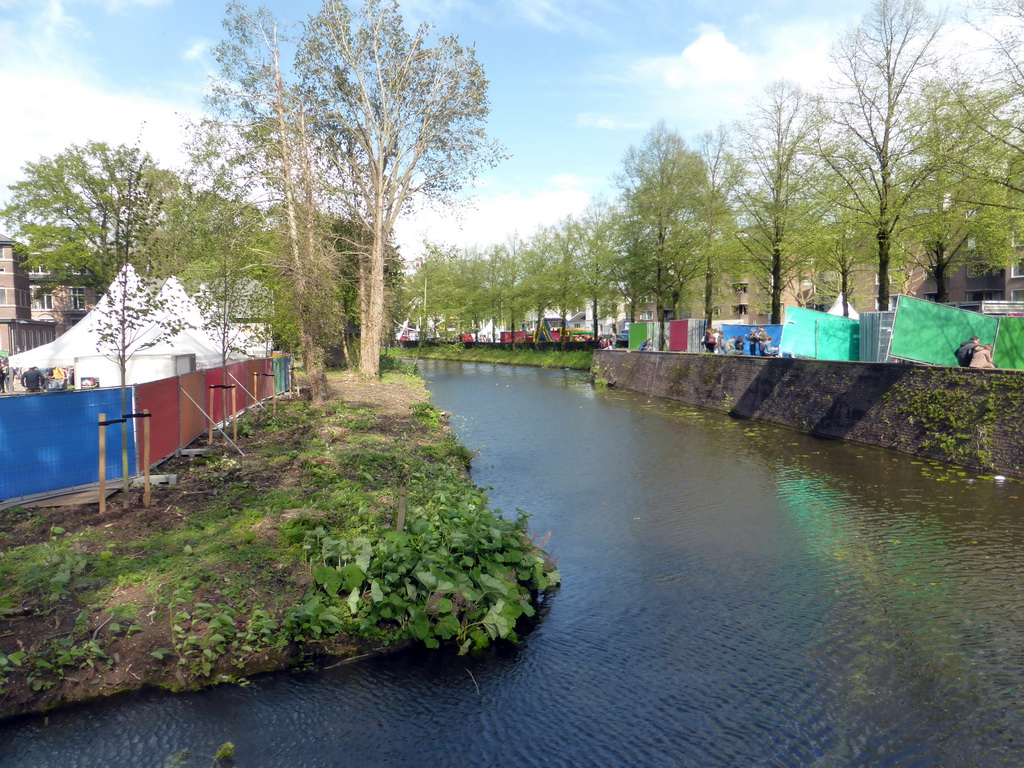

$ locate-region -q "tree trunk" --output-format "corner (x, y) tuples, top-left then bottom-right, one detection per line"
(359, 218), (386, 378)
(770, 245), (783, 324)
(877, 228), (891, 310)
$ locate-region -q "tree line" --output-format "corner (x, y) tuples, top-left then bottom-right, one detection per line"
(6, 1), (1024, 373)
(0, 0), (501, 402)
(399, 0), (1024, 348)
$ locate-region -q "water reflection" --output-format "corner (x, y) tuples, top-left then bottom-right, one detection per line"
(2, 361), (1023, 767)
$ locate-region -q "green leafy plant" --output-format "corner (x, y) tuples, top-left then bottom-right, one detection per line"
(303, 464), (559, 654)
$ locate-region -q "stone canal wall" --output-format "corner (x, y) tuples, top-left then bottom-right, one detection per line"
(592, 349), (1024, 477)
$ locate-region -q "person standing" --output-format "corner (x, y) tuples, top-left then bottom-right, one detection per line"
(757, 327), (771, 356)
(21, 366), (44, 393)
(0, 360), (7, 393)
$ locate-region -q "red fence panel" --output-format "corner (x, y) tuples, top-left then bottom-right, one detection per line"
(669, 320), (690, 352)
(202, 368), (230, 426)
(134, 376), (181, 467)
(179, 371), (207, 448)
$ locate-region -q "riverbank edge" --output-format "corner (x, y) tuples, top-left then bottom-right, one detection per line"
(593, 349), (1024, 477)
(0, 369), (546, 722)
(388, 346), (593, 370)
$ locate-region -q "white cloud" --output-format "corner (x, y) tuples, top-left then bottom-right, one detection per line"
(394, 174), (598, 257)
(576, 112), (648, 131)
(0, 70), (197, 200)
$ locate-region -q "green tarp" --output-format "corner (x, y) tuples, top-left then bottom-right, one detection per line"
(994, 316), (1024, 370)
(779, 307), (860, 361)
(889, 295), (998, 367)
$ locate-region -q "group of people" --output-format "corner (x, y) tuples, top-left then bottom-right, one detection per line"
(702, 326), (778, 356)
(0, 363), (71, 394)
(955, 336), (997, 369)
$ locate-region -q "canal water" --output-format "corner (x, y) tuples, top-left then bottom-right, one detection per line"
(2, 361), (1024, 767)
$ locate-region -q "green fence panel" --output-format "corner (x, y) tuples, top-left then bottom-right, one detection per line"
(780, 308), (860, 360)
(629, 323), (651, 350)
(994, 316), (1024, 370)
(889, 295), (998, 366)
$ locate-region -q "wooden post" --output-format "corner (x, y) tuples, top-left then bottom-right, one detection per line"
(143, 408), (151, 507)
(208, 387), (215, 445)
(252, 371), (258, 407)
(231, 386), (237, 442)
(396, 485), (407, 532)
(98, 413), (107, 515)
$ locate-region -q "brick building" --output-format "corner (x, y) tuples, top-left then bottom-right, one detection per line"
(0, 233), (57, 356)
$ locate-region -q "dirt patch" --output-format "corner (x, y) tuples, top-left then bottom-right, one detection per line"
(0, 371), (430, 720)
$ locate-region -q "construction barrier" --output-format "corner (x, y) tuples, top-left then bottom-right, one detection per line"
(0, 357), (288, 508)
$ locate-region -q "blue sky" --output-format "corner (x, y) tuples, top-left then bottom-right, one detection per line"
(0, 0), (960, 259)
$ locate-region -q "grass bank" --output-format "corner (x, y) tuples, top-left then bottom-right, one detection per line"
(0, 361), (559, 719)
(389, 344), (593, 370)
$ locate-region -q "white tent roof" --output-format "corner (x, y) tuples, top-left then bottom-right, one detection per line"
(9, 266), (246, 371)
(826, 293), (860, 320)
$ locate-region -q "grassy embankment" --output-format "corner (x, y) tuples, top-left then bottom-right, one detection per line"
(0, 361), (559, 719)
(389, 344), (594, 370)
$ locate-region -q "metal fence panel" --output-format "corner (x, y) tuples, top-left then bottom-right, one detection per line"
(0, 388), (135, 502)
(178, 371), (207, 448)
(668, 320), (690, 351)
(135, 376), (181, 468)
(859, 312), (895, 362)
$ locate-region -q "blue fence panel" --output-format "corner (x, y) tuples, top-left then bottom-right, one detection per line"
(720, 324), (783, 355)
(0, 388), (136, 503)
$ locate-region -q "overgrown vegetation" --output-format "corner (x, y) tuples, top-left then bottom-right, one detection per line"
(0, 368), (558, 718)
(389, 345), (593, 371)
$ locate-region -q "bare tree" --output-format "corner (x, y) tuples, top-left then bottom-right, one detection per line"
(208, 3), (339, 402)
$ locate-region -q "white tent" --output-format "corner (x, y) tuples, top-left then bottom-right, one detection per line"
(827, 293), (860, 320)
(9, 266), (246, 375)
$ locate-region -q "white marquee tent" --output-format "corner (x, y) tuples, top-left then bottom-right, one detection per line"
(8, 266), (246, 376)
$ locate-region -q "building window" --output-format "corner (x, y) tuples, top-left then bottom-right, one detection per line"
(35, 293), (54, 310)
(639, 310), (653, 321)
(0, 288), (6, 305)
(70, 287), (86, 310)
(1012, 260), (1024, 279)
(968, 290), (1003, 301)
(923, 293), (937, 302)
(1012, 289), (1024, 301)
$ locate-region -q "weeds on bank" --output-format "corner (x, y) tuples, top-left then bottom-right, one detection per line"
(0, 367), (559, 698)
(391, 346), (593, 371)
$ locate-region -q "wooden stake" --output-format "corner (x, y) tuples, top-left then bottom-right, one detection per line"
(208, 387), (215, 445)
(98, 413), (106, 515)
(231, 386), (237, 442)
(143, 408), (151, 507)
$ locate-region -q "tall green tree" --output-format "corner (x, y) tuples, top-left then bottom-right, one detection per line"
(1, 141), (169, 292)
(820, 0), (946, 310)
(615, 122), (704, 347)
(734, 82), (819, 323)
(694, 127), (742, 324)
(298, 0), (503, 377)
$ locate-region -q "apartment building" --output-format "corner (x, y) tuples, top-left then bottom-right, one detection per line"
(0, 233), (58, 356)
